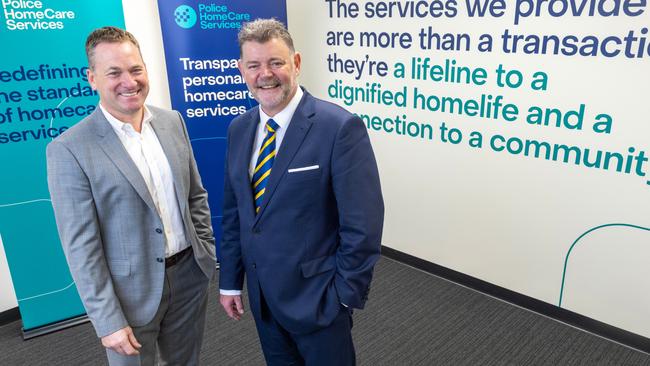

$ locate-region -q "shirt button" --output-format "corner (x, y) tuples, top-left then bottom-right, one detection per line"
(155, 228), (163, 234)
(156, 258), (164, 263)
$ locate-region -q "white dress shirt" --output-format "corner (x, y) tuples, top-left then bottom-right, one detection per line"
(220, 87), (304, 296)
(100, 104), (188, 258)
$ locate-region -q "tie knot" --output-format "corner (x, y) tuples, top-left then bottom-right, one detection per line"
(266, 119), (279, 133)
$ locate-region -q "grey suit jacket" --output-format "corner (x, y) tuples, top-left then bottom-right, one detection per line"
(47, 106), (216, 337)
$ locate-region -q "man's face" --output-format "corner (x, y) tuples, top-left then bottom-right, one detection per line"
(87, 41), (149, 123)
(239, 38), (301, 117)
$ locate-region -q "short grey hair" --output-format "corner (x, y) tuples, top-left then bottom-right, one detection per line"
(238, 18), (294, 56)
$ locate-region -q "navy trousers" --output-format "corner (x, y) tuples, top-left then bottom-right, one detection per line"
(254, 292), (356, 366)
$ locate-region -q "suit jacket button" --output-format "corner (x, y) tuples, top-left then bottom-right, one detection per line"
(252, 263), (256, 269)
(157, 258), (164, 263)
(252, 228), (260, 234)
(155, 228), (163, 234)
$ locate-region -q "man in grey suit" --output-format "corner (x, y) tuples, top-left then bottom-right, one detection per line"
(46, 27), (216, 365)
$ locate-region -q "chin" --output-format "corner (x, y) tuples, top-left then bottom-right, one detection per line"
(261, 100), (283, 111)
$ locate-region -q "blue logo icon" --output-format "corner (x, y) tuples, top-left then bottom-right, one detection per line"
(174, 5), (197, 29)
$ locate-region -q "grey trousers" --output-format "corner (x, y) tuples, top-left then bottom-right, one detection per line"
(106, 249), (210, 366)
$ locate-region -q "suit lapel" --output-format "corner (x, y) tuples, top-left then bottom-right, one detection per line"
(150, 114), (187, 214)
(238, 110), (259, 221)
(254, 92), (314, 223)
(92, 109), (158, 214)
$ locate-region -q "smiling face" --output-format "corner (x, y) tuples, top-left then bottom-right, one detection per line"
(239, 38), (301, 117)
(87, 41), (149, 125)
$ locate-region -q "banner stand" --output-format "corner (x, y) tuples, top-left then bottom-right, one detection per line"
(22, 315), (88, 340)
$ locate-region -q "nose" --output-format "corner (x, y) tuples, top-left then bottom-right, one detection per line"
(259, 64), (273, 78)
(120, 73), (138, 87)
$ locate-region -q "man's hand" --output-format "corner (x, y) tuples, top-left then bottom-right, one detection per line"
(220, 294), (245, 320)
(101, 326), (142, 356)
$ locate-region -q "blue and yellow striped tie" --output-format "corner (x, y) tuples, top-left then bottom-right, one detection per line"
(252, 119), (280, 213)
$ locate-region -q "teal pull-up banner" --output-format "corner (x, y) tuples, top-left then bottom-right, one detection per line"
(0, 0), (125, 333)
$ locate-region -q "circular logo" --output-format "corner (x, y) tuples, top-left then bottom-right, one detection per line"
(174, 5), (197, 29)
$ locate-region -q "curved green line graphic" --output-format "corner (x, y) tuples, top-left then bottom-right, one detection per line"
(0, 199), (51, 208)
(18, 281), (76, 302)
(558, 223), (650, 307)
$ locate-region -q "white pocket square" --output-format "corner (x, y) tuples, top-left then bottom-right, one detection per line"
(288, 165), (319, 173)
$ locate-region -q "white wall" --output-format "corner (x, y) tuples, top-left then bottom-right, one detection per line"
(286, 0), (650, 338)
(0, 235), (17, 312)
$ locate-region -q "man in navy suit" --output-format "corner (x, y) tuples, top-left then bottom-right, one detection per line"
(219, 19), (384, 365)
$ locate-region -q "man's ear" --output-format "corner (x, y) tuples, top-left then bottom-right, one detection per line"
(293, 52), (302, 76)
(87, 68), (97, 90)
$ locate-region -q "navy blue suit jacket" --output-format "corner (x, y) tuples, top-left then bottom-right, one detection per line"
(220, 90), (384, 334)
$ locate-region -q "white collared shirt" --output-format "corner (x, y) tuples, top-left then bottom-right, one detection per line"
(248, 86), (304, 178)
(100, 104), (188, 258)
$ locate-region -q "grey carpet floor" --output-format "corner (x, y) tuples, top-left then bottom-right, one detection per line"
(1, 257), (649, 365)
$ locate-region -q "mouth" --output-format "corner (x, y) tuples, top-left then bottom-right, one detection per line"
(119, 90), (140, 97)
(256, 80), (280, 90)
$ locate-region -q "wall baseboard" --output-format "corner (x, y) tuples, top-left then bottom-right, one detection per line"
(0, 307), (20, 327)
(381, 245), (650, 354)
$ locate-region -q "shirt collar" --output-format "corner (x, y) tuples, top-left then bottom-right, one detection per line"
(100, 104), (153, 136)
(258, 86), (303, 131)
